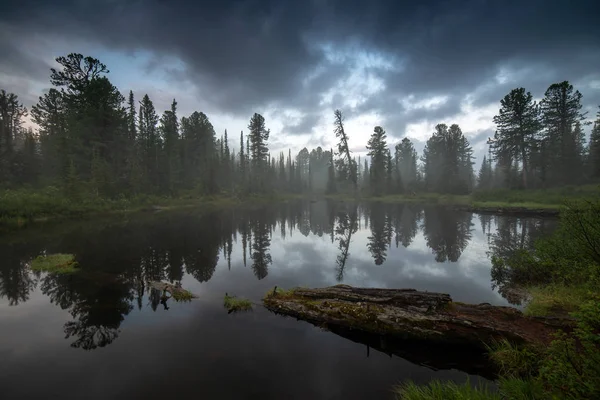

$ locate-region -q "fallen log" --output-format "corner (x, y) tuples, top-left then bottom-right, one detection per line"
(263, 285), (573, 348)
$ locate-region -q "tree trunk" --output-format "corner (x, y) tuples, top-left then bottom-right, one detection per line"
(264, 285), (573, 348)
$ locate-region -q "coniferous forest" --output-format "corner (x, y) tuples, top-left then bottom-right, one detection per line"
(1, 53), (600, 203)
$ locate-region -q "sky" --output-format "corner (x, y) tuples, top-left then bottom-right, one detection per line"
(1, 0), (600, 165)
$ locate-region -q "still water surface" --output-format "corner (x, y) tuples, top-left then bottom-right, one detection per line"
(0, 200), (556, 399)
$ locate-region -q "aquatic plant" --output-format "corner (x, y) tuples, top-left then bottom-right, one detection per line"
(224, 294), (253, 313)
(172, 288), (195, 302)
(29, 253), (79, 274)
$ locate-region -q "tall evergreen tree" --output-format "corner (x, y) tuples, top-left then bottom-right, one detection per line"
(589, 106), (600, 181)
(333, 109), (357, 191)
(327, 148), (337, 194)
(0, 90), (28, 182)
(138, 94), (160, 189)
(160, 99), (180, 193)
(492, 88), (541, 188)
(540, 81), (587, 185)
(477, 155), (493, 189)
(366, 126), (389, 196)
(394, 138), (418, 192)
(248, 113), (270, 192)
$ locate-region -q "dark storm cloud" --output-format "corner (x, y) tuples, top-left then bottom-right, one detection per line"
(281, 113), (322, 136)
(1, 0), (599, 133)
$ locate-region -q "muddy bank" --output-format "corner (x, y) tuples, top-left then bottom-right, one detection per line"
(263, 285), (573, 348)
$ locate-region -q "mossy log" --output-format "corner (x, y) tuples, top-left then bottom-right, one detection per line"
(263, 285), (573, 348)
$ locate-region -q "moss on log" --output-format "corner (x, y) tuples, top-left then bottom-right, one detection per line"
(263, 285), (573, 348)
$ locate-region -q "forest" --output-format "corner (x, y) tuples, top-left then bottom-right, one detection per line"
(1, 53), (600, 204)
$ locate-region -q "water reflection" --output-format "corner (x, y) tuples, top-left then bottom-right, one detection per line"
(485, 214), (557, 305)
(334, 206), (358, 281)
(423, 206), (474, 262)
(0, 201), (557, 353)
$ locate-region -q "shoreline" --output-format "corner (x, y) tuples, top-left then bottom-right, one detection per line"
(7, 184), (598, 229)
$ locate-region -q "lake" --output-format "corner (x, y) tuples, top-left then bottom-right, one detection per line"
(0, 200), (557, 399)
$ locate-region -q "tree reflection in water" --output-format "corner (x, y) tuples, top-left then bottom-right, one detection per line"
(0, 200), (558, 350)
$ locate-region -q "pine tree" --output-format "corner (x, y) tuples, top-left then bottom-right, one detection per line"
(127, 90), (136, 141)
(422, 123), (474, 194)
(247, 113), (270, 192)
(0, 90), (28, 182)
(394, 138), (418, 192)
(239, 131), (245, 190)
(138, 94), (160, 190)
(477, 155), (493, 189)
(366, 126), (389, 196)
(589, 107), (600, 181)
(160, 99), (180, 193)
(333, 109), (357, 191)
(540, 81), (587, 186)
(327, 148), (337, 194)
(31, 88), (66, 181)
(492, 88), (541, 188)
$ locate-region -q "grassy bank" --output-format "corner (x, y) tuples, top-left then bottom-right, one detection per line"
(0, 186), (304, 228)
(327, 184), (600, 213)
(3, 185), (599, 229)
(395, 198), (600, 399)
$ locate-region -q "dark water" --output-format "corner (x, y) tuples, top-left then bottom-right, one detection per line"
(0, 201), (556, 400)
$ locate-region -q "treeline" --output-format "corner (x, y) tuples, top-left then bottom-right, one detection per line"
(479, 84), (600, 190)
(1, 53), (599, 199)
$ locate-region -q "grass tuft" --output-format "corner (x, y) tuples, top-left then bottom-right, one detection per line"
(393, 379), (499, 400)
(224, 294), (253, 313)
(264, 286), (297, 300)
(497, 377), (546, 400)
(486, 339), (542, 378)
(30, 253), (79, 274)
(172, 288), (195, 302)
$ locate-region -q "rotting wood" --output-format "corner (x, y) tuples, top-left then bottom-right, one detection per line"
(263, 285), (573, 348)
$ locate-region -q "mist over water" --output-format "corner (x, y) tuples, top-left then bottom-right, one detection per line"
(0, 200), (557, 399)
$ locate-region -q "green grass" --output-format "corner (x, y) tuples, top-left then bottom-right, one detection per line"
(393, 380), (500, 400)
(263, 286), (298, 301)
(524, 284), (595, 317)
(486, 339), (542, 378)
(29, 253), (79, 274)
(224, 294), (253, 313)
(0, 187), (307, 229)
(471, 185), (600, 206)
(327, 185), (600, 211)
(471, 201), (560, 210)
(497, 377), (546, 400)
(172, 288), (195, 302)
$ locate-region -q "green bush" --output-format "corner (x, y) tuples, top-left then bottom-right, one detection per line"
(539, 299), (600, 399)
(491, 198), (600, 290)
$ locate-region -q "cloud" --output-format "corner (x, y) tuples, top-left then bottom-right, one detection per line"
(1, 0), (599, 158)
